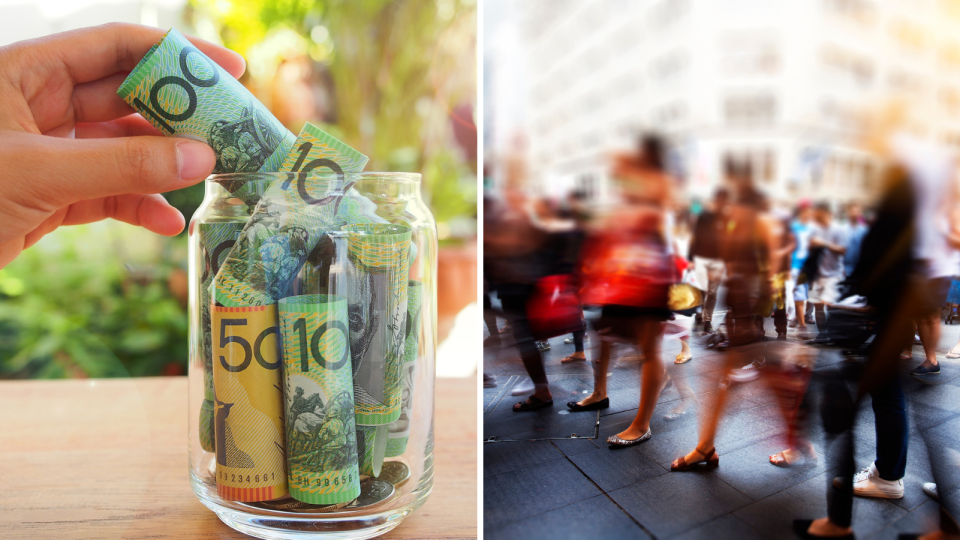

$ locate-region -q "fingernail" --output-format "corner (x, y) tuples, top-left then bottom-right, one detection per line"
(176, 140), (216, 181)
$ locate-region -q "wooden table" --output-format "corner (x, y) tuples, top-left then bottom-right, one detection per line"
(0, 376), (476, 539)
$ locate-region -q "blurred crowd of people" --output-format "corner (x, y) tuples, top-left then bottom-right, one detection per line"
(483, 129), (960, 539)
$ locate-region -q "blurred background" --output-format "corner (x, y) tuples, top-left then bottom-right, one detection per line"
(485, 0), (960, 203)
(0, 0), (478, 379)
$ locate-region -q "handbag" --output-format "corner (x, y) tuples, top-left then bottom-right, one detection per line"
(578, 231), (675, 308)
(527, 274), (585, 340)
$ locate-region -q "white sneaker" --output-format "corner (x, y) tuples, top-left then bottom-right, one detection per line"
(728, 359), (764, 383)
(510, 379), (535, 396)
(832, 462), (904, 499)
(923, 482), (939, 500)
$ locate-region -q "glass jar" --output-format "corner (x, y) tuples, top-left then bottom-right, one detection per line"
(187, 172), (437, 539)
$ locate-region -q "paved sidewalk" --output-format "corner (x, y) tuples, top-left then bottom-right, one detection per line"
(483, 314), (960, 539)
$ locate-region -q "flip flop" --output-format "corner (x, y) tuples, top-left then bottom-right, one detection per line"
(512, 395), (553, 412)
(900, 352), (913, 361)
(561, 354), (586, 364)
(946, 349), (960, 359)
(675, 353), (693, 364)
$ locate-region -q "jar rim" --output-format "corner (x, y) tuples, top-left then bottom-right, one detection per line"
(204, 172), (421, 183)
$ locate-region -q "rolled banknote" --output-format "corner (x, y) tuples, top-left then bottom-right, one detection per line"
(385, 280), (422, 457)
(214, 124), (377, 307)
(212, 304), (287, 501)
(118, 28), (296, 174)
(344, 223), (412, 426)
(198, 221), (247, 452)
(279, 295), (360, 505)
(356, 425), (389, 478)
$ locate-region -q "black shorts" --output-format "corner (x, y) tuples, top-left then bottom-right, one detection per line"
(590, 304), (670, 341)
(920, 276), (951, 315)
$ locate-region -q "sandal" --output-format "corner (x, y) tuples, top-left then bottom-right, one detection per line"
(671, 446), (719, 471)
(675, 353), (693, 364)
(561, 353), (586, 364)
(946, 348), (960, 359)
(512, 395), (553, 412)
(900, 352), (913, 361)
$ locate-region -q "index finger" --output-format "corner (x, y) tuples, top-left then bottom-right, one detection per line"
(20, 22), (246, 84)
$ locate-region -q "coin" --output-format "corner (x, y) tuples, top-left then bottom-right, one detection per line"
(344, 478), (395, 509)
(377, 461), (411, 487)
(248, 497), (352, 513)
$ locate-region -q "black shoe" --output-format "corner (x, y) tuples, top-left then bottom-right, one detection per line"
(483, 335), (501, 348)
(566, 397), (609, 412)
(911, 363), (941, 380)
(702, 321), (713, 334)
(483, 374), (497, 388)
(809, 336), (833, 346)
(777, 332), (787, 341)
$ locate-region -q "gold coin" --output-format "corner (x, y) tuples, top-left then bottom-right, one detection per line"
(247, 497), (352, 513)
(377, 461), (411, 488)
(344, 478), (395, 509)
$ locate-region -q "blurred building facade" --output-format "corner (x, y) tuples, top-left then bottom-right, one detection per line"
(486, 0), (960, 204)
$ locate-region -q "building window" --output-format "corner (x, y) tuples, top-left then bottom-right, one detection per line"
(648, 0), (690, 30)
(724, 94), (777, 128)
(820, 44), (874, 87)
(824, 0), (878, 26)
(650, 49), (688, 83)
(721, 34), (781, 77)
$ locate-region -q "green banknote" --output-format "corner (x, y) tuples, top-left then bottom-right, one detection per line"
(198, 221), (247, 452)
(385, 280), (422, 457)
(356, 425), (389, 478)
(280, 295), (360, 505)
(214, 124), (376, 307)
(118, 28), (296, 173)
(344, 224), (412, 426)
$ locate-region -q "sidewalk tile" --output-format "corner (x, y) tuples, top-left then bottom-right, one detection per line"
(569, 445), (667, 492)
(484, 457), (603, 530)
(608, 471), (752, 537)
(485, 495), (649, 540)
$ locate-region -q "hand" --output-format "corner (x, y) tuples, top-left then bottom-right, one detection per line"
(0, 23), (246, 268)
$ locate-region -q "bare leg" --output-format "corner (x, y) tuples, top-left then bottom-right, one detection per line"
(669, 341), (696, 415)
(616, 320), (664, 440)
(577, 340), (610, 407)
(796, 300), (807, 328)
(814, 302), (827, 333)
(672, 348), (739, 467)
(917, 312), (941, 368)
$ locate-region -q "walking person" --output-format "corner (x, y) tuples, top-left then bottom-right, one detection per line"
(791, 202), (817, 333)
(567, 135), (675, 448)
(689, 188), (729, 334)
(485, 184), (554, 411)
(671, 158), (781, 470)
(793, 127), (949, 538)
(807, 202), (848, 344)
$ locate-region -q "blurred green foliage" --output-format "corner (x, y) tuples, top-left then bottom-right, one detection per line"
(0, 225), (189, 379)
